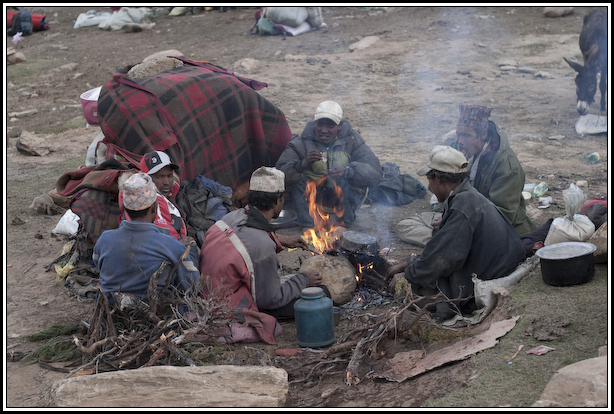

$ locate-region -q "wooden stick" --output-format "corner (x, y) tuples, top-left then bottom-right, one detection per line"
(73, 335), (116, 355)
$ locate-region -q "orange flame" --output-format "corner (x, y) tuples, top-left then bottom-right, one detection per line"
(356, 262), (374, 282)
(301, 177), (346, 253)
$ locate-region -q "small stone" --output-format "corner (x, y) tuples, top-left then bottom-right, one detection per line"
(348, 36), (379, 52)
(11, 217), (25, 225)
(547, 174), (555, 180)
(321, 387), (338, 399)
(576, 180), (588, 187)
(518, 67), (537, 74)
(499, 65), (517, 71)
(7, 109), (38, 118)
(535, 71), (554, 79)
(543, 7), (574, 18)
(548, 135), (565, 140)
(497, 59), (517, 67)
(35, 233), (44, 239)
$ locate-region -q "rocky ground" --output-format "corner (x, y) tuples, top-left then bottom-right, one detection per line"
(5, 6), (609, 408)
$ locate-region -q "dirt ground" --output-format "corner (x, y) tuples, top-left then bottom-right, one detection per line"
(4, 6), (609, 408)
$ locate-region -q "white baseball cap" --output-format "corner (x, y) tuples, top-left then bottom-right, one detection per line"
(417, 145), (468, 176)
(314, 101), (343, 125)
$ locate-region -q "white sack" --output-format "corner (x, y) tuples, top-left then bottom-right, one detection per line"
(98, 7), (154, 31)
(265, 7), (308, 27)
(52, 209), (80, 236)
(74, 10), (112, 29)
(544, 214), (595, 245)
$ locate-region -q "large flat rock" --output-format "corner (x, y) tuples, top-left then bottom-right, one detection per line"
(45, 365), (288, 407)
(533, 356), (607, 407)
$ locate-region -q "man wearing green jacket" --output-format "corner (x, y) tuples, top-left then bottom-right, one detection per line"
(453, 104), (536, 235)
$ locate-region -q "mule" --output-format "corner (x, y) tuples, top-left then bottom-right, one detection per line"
(564, 9), (607, 115)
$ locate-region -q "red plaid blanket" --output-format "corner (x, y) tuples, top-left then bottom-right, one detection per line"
(97, 59), (292, 193)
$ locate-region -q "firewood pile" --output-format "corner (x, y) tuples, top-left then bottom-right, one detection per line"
(40, 245), (236, 376)
(285, 291), (458, 386)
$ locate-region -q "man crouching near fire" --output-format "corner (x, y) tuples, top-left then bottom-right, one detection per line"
(386, 145), (525, 322)
(199, 167), (330, 344)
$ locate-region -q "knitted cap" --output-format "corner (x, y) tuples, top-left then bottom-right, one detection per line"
(417, 145), (468, 176)
(457, 105), (491, 133)
(121, 172), (157, 210)
(249, 166), (285, 193)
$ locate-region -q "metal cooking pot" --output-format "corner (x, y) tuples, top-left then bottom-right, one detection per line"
(270, 209), (298, 230)
(535, 242), (597, 286)
(339, 231), (379, 253)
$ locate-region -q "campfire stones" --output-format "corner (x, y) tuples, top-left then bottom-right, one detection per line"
(299, 254), (356, 306)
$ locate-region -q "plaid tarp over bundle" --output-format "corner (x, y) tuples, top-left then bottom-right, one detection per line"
(97, 58), (292, 203)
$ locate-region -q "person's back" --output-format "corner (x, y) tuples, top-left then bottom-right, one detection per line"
(95, 221), (199, 303)
(94, 173), (200, 310)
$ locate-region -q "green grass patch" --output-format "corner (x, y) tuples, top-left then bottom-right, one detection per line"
(189, 344), (227, 365)
(33, 117), (87, 135)
(23, 336), (83, 365)
(23, 322), (79, 342)
(7, 59), (47, 82)
(423, 263), (608, 407)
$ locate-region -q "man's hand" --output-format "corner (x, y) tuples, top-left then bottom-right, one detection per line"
(432, 217), (442, 230)
(327, 166), (346, 179)
(385, 261), (409, 279)
(301, 150), (323, 170)
(303, 270), (322, 287)
(280, 235), (308, 249)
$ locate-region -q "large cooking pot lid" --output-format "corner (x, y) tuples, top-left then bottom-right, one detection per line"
(535, 242), (597, 260)
(339, 231), (378, 252)
(341, 231), (377, 246)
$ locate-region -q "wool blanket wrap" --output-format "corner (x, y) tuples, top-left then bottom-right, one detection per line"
(96, 59), (292, 203)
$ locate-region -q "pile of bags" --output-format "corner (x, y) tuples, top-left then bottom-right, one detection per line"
(251, 7), (324, 36)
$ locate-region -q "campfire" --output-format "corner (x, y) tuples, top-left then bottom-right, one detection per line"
(299, 178), (389, 299)
(301, 177), (346, 253)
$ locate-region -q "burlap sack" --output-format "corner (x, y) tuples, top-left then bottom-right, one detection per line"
(589, 221), (607, 264)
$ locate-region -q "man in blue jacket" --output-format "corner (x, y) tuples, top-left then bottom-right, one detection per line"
(93, 172), (200, 313)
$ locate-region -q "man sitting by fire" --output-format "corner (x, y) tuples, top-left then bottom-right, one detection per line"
(386, 145), (525, 322)
(199, 167), (330, 344)
(275, 100), (383, 228)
